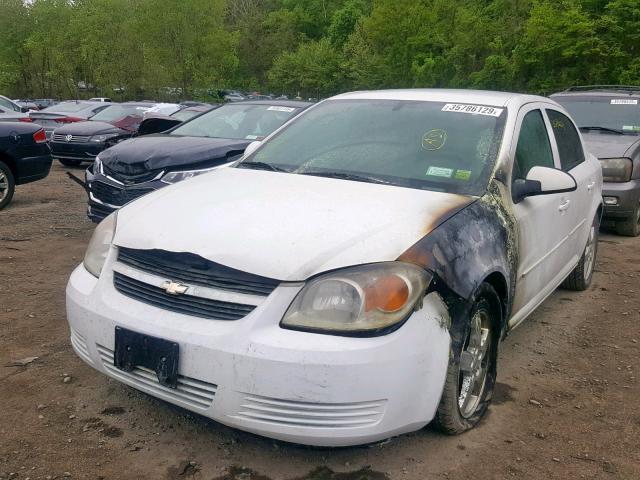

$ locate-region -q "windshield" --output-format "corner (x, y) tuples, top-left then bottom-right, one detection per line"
(90, 104), (149, 122)
(554, 95), (640, 134)
(171, 108), (204, 122)
(170, 103), (300, 140)
(241, 99), (506, 195)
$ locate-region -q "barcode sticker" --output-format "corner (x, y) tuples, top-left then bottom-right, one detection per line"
(611, 99), (638, 105)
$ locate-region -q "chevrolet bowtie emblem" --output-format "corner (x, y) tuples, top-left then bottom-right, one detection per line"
(160, 281), (189, 295)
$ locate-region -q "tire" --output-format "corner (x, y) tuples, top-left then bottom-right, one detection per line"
(434, 283), (500, 435)
(561, 214), (599, 291)
(0, 160), (16, 210)
(58, 158), (82, 167)
(614, 202), (640, 237)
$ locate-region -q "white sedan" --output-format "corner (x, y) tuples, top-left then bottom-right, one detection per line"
(66, 89), (602, 446)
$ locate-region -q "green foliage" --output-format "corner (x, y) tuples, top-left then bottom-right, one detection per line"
(0, 0), (639, 99)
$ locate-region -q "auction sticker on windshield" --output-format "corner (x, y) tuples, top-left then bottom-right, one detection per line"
(426, 166), (453, 178)
(441, 104), (503, 117)
(611, 99), (638, 105)
(267, 106), (296, 112)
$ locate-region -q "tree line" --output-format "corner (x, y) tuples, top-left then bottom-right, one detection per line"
(0, 0), (638, 101)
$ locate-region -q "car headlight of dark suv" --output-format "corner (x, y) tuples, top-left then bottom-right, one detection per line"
(599, 157), (633, 182)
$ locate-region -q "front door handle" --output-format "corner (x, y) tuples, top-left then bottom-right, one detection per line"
(558, 199), (571, 211)
(587, 181), (595, 192)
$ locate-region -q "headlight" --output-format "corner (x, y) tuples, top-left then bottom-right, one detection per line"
(93, 154), (103, 174)
(281, 262), (432, 336)
(161, 164), (229, 184)
(90, 133), (119, 143)
(83, 212), (117, 277)
(599, 158), (633, 182)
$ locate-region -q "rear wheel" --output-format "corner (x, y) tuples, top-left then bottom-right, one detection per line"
(615, 202), (640, 237)
(0, 160), (15, 210)
(434, 284), (499, 434)
(58, 158), (82, 167)
(562, 214), (598, 291)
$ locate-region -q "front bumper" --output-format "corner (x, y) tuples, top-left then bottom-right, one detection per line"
(602, 180), (640, 220)
(66, 254), (451, 446)
(85, 167), (164, 223)
(50, 140), (106, 162)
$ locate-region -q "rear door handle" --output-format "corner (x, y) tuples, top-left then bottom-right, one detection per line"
(558, 199), (571, 211)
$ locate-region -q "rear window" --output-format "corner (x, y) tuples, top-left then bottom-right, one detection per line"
(43, 102), (95, 113)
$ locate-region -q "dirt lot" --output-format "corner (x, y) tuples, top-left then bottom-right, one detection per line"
(1, 164), (639, 480)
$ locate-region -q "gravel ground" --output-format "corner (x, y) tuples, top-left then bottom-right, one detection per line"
(1, 164), (639, 480)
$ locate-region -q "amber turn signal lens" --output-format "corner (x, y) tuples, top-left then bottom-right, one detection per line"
(365, 275), (409, 313)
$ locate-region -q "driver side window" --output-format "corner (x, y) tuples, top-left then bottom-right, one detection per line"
(514, 110), (555, 179)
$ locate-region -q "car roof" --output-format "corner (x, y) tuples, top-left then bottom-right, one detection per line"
(550, 85), (640, 98)
(226, 99), (312, 108)
(330, 89), (546, 107)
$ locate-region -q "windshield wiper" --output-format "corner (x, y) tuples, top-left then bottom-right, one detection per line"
(297, 170), (390, 185)
(579, 126), (625, 135)
(236, 161), (288, 172)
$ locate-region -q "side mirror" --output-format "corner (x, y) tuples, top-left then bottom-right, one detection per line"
(512, 166), (577, 204)
(20, 106), (29, 113)
(243, 140), (261, 157)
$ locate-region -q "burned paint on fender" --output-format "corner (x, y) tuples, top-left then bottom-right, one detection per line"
(398, 179), (519, 339)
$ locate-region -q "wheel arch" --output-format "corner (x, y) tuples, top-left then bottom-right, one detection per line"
(0, 150), (17, 176)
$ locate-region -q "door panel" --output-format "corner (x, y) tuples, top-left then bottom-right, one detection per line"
(546, 108), (596, 255)
(509, 106), (577, 326)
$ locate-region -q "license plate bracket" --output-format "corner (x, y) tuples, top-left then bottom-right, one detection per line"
(114, 327), (179, 389)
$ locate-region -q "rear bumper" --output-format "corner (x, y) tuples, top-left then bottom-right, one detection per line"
(14, 153), (53, 185)
(602, 180), (640, 220)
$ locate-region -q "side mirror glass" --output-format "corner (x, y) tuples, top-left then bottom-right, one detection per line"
(243, 140), (261, 157)
(512, 166), (577, 204)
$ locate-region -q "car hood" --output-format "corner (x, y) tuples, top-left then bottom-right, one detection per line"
(114, 168), (475, 281)
(99, 135), (251, 173)
(582, 132), (640, 158)
(53, 120), (125, 136)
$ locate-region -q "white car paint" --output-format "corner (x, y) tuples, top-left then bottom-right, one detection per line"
(114, 167), (472, 281)
(67, 89), (602, 446)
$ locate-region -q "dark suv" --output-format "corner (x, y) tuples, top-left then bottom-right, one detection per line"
(551, 86), (640, 236)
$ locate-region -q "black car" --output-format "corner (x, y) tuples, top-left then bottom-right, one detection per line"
(0, 122), (52, 210)
(136, 104), (216, 136)
(49, 102), (160, 167)
(86, 100), (311, 222)
(551, 86), (640, 236)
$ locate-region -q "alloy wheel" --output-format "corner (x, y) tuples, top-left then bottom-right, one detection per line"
(0, 170), (8, 202)
(458, 309), (492, 419)
(583, 225), (596, 282)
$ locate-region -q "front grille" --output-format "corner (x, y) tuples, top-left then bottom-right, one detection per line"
(97, 344), (217, 410)
(232, 395), (386, 428)
(118, 247), (280, 297)
(113, 272), (256, 320)
(90, 181), (153, 206)
(52, 133), (91, 143)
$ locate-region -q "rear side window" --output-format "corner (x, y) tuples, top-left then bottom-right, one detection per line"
(514, 110), (555, 179)
(547, 109), (585, 171)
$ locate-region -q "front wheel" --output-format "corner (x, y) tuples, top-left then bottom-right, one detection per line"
(0, 160), (16, 210)
(615, 202), (640, 237)
(434, 284), (500, 434)
(561, 214), (599, 291)
(58, 158), (82, 167)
